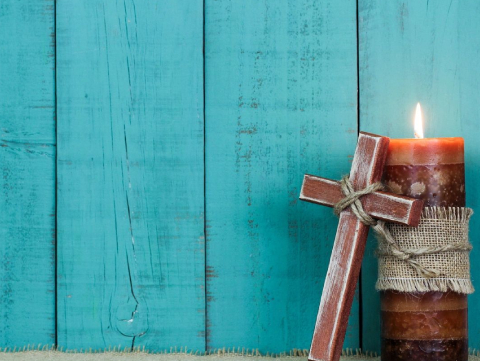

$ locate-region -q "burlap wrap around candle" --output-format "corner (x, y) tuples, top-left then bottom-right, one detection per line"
(376, 207), (474, 294)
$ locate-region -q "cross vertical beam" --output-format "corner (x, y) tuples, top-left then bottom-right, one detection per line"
(301, 132), (423, 361)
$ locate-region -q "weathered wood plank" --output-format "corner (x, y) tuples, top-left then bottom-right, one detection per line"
(309, 133), (390, 361)
(0, 0), (55, 347)
(205, 0), (358, 353)
(300, 175), (423, 226)
(56, 1), (205, 351)
(359, 0), (480, 352)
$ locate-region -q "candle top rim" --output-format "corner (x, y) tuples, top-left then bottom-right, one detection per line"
(386, 137), (464, 166)
(389, 137), (464, 141)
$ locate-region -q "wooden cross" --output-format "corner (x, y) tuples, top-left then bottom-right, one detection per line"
(299, 132), (424, 361)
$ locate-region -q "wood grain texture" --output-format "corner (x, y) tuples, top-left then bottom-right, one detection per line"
(359, 0), (480, 353)
(311, 213), (368, 361)
(205, 0), (358, 353)
(308, 133), (389, 361)
(300, 175), (423, 226)
(0, 0), (55, 347)
(56, 1), (205, 351)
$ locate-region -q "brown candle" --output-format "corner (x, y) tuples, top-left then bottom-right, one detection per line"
(381, 136), (467, 361)
(383, 137), (465, 207)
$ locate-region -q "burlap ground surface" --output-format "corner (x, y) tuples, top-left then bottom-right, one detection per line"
(1, 352), (480, 361)
(0, 353), (381, 360)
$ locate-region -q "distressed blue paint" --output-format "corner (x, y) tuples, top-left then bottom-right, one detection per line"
(359, 0), (480, 352)
(56, 0), (205, 351)
(0, 0), (56, 347)
(205, 0), (359, 353)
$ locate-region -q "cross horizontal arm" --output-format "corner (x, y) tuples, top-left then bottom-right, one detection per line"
(300, 174), (423, 227)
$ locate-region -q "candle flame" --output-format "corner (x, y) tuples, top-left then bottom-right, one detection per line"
(414, 103), (424, 139)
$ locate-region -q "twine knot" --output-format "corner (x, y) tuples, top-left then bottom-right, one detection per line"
(333, 175), (461, 279)
(333, 175), (383, 226)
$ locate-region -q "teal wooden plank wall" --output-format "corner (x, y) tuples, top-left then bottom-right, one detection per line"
(56, 0), (205, 352)
(205, 0), (358, 353)
(0, 0), (56, 347)
(0, 0), (479, 354)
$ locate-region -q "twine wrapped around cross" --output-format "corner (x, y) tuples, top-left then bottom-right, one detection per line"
(333, 175), (471, 279)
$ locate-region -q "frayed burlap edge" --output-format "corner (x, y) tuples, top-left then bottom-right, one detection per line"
(376, 207), (474, 294)
(376, 277), (474, 293)
(422, 206), (473, 222)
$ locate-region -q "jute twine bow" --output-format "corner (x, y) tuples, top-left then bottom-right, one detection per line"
(333, 175), (471, 279)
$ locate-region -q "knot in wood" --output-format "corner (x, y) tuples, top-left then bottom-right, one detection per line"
(333, 175), (384, 226)
(115, 301), (149, 338)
